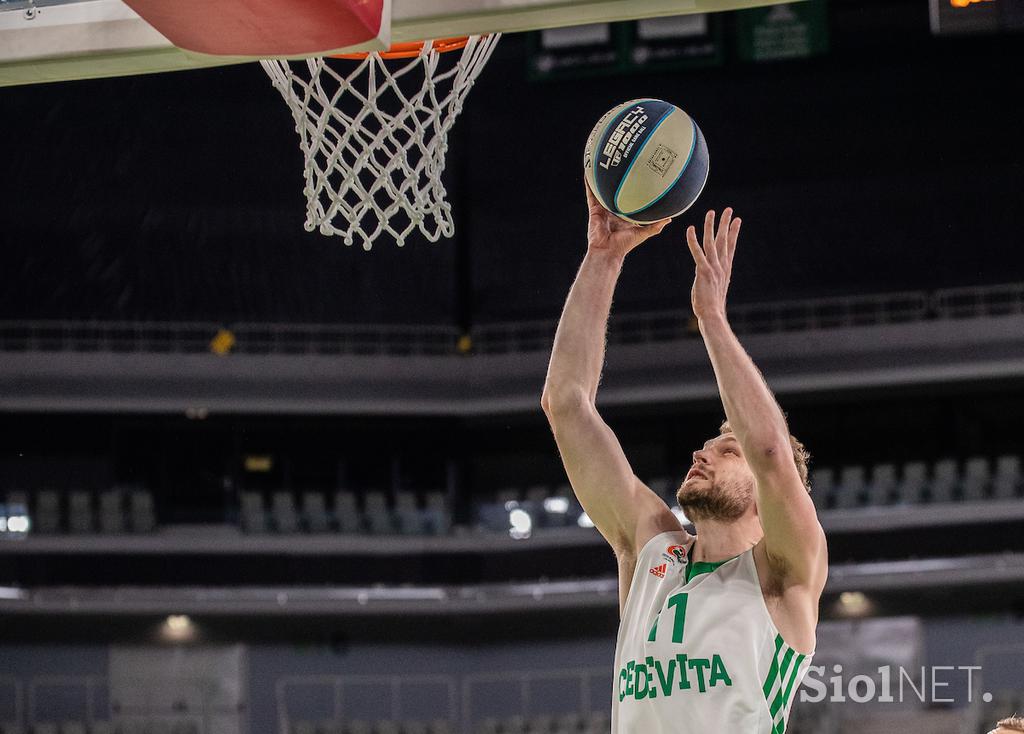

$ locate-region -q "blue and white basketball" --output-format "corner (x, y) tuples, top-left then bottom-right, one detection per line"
(583, 99), (709, 224)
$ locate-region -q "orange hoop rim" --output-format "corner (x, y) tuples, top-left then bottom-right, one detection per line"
(333, 37), (473, 61)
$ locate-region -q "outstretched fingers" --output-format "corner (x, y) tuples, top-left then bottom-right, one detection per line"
(686, 225), (709, 269)
(716, 208), (733, 264)
(702, 210), (719, 267)
(726, 217), (741, 271)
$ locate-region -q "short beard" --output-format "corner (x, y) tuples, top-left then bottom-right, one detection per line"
(676, 476), (753, 523)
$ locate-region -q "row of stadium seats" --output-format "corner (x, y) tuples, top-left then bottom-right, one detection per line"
(809, 455), (1022, 510)
(475, 712), (609, 734)
(289, 721), (451, 734)
(285, 713), (610, 734)
(491, 455), (1023, 513)
(8, 454), (1020, 539)
(240, 489), (451, 535)
(1, 723), (122, 734)
(2, 487), (156, 535)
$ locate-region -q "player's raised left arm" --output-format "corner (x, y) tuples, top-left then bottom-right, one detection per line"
(686, 209), (827, 589)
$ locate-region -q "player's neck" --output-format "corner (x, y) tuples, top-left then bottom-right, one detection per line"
(691, 516), (762, 563)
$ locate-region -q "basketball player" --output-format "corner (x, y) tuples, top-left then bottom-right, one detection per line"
(541, 185), (827, 733)
(991, 716), (1024, 734)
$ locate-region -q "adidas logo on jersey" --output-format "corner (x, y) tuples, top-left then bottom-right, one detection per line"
(649, 563), (667, 578)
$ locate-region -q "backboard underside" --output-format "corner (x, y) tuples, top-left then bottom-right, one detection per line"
(0, 0), (798, 87)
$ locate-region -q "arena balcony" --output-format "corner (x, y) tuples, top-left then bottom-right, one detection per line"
(1, 282), (1023, 414)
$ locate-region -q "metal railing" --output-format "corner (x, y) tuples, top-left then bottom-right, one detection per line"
(1, 282), (1021, 357)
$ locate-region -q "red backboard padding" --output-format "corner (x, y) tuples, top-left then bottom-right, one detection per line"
(121, 0), (388, 57)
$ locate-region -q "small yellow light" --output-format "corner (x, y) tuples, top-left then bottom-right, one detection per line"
(838, 591), (871, 616)
(166, 614), (191, 632)
(161, 614), (196, 642)
(456, 334), (473, 354)
(209, 328), (236, 356)
(244, 455), (274, 473)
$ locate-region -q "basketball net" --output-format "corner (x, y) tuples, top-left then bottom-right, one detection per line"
(260, 35), (500, 250)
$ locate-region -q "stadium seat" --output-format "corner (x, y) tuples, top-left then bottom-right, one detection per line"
(334, 490), (362, 534)
(271, 491), (300, 533)
(993, 455), (1021, 499)
(395, 491), (423, 535)
(375, 721), (400, 734)
(347, 721), (372, 734)
(476, 719), (500, 734)
(836, 466), (866, 509)
(423, 491), (451, 535)
(4, 490), (29, 534)
(88, 723), (115, 734)
(289, 721), (316, 734)
(129, 489), (157, 533)
(68, 490), (95, 533)
(35, 489), (62, 533)
(364, 491), (394, 534)
(239, 491), (267, 533)
(426, 720), (451, 734)
(59, 721), (85, 734)
(930, 459), (959, 504)
(314, 721), (341, 734)
(400, 721), (428, 734)
(526, 714), (554, 733)
(1, 724), (25, 734)
(809, 468), (834, 510)
(302, 491), (331, 533)
(31, 725), (58, 734)
(525, 485), (549, 505)
(898, 462), (928, 504)
(554, 713), (582, 734)
(583, 711), (609, 734)
(501, 716), (525, 734)
(867, 463), (897, 506)
(98, 489), (125, 534)
(962, 457), (991, 501)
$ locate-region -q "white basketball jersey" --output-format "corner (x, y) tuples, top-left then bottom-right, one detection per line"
(611, 530), (813, 734)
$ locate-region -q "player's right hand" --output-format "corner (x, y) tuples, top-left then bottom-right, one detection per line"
(586, 179), (670, 258)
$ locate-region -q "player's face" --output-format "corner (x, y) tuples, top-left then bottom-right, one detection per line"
(675, 433), (756, 522)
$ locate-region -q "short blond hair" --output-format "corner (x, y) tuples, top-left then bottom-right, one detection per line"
(997, 716), (1024, 732)
(719, 420), (811, 493)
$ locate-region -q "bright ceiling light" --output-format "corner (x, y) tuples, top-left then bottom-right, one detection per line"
(161, 614), (197, 642)
(543, 497), (570, 514)
(509, 508), (533, 539)
(6, 515), (29, 533)
(838, 591), (871, 617)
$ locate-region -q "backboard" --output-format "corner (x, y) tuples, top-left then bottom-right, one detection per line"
(0, 0), (800, 87)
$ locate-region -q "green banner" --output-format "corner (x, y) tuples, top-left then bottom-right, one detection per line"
(736, 1), (829, 63)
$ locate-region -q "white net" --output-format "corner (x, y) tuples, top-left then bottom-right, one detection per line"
(260, 35), (501, 250)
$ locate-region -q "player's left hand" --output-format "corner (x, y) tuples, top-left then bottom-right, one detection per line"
(686, 208), (741, 322)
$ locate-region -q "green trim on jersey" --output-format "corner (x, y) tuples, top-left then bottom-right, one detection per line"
(685, 556), (737, 584)
(761, 633), (806, 734)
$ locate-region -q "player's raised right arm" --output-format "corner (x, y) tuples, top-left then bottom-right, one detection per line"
(541, 184), (677, 557)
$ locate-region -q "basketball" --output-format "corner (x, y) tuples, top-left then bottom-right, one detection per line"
(583, 98), (709, 224)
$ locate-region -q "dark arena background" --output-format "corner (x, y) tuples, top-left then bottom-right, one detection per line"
(1, 0), (1024, 733)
